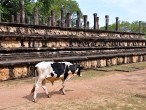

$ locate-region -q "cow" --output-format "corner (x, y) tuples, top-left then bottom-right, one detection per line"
(31, 61), (84, 102)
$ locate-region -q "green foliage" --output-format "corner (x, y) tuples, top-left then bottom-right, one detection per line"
(44, 0), (82, 26)
(0, 0), (35, 22)
(0, 0), (82, 25)
(100, 21), (146, 35)
(35, 0), (54, 19)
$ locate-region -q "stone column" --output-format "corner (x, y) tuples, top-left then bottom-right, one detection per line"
(76, 11), (81, 28)
(20, 0), (25, 24)
(51, 10), (56, 26)
(87, 21), (90, 29)
(33, 6), (39, 25)
(61, 7), (65, 27)
(97, 17), (99, 29)
(105, 15), (109, 30)
(16, 12), (20, 23)
(11, 15), (15, 23)
(93, 13), (97, 29)
(83, 15), (88, 29)
(48, 16), (51, 26)
(42, 19), (46, 25)
(115, 17), (119, 31)
(66, 13), (71, 28)
(26, 16), (30, 24)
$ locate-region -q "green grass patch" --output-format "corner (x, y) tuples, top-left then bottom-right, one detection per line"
(72, 69), (116, 80)
(96, 62), (146, 72)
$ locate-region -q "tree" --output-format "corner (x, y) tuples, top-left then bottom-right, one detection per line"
(0, 0), (82, 25)
(0, 0), (19, 21)
(53, 0), (82, 27)
(36, 0), (82, 26)
(100, 20), (146, 34)
(0, 0), (34, 22)
(34, 0), (54, 21)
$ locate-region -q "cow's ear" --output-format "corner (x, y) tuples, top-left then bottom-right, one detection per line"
(77, 64), (84, 69)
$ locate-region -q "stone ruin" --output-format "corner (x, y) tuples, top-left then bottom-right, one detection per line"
(0, 1), (146, 80)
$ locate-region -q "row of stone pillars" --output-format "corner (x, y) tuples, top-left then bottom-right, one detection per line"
(2, 8), (120, 31)
(0, 0), (143, 32)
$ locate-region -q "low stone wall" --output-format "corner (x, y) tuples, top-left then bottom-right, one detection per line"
(0, 54), (146, 81)
(0, 23), (146, 81)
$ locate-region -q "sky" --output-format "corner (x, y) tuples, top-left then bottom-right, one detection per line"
(76, 0), (146, 27)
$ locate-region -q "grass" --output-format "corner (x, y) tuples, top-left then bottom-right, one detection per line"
(96, 62), (146, 72)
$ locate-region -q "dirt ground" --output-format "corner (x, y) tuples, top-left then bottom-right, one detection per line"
(1, 66), (146, 110)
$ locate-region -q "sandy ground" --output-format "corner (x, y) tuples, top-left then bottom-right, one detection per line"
(0, 69), (146, 110)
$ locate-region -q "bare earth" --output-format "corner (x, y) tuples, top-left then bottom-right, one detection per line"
(0, 69), (146, 110)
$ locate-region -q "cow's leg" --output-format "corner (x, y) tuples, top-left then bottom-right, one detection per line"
(33, 79), (42, 102)
(42, 79), (50, 98)
(59, 80), (66, 95)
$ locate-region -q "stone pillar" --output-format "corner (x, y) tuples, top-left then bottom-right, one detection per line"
(51, 10), (56, 26)
(93, 13), (97, 29)
(42, 19), (46, 25)
(83, 15), (88, 29)
(33, 6), (39, 25)
(87, 21), (89, 29)
(26, 16), (30, 24)
(61, 7), (65, 27)
(115, 17), (119, 31)
(11, 15), (15, 23)
(76, 11), (81, 28)
(16, 12), (20, 23)
(20, 0), (25, 24)
(97, 17), (99, 29)
(66, 13), (71, 28)
(105, 15), (109, 30)
(48, 16), (51, 26)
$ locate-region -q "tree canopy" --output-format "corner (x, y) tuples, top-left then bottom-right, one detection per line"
(0, 0), (82, 24)
(100, 21), (146, 35)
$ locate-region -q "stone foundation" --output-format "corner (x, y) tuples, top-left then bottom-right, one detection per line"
(0, 23), (146, 81)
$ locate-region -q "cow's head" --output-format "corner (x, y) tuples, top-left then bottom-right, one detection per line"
(67, 64), (84, 77)
(76, 64), (84, 77)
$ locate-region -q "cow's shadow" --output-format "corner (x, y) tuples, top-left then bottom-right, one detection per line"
(23, 89), (73, 102)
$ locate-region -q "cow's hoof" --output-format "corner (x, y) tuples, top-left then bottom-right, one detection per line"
(47, 94), (50, 98)
(59, 88), (63, 93)
(32, 98), (37, 103)
(59, 88), (66, 95)
(62, 92), (66, 95)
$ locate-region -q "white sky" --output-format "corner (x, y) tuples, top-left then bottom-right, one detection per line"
(76, 0), (146, 27)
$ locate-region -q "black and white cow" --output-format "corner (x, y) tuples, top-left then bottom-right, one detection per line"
(31, 61), (84, 102)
